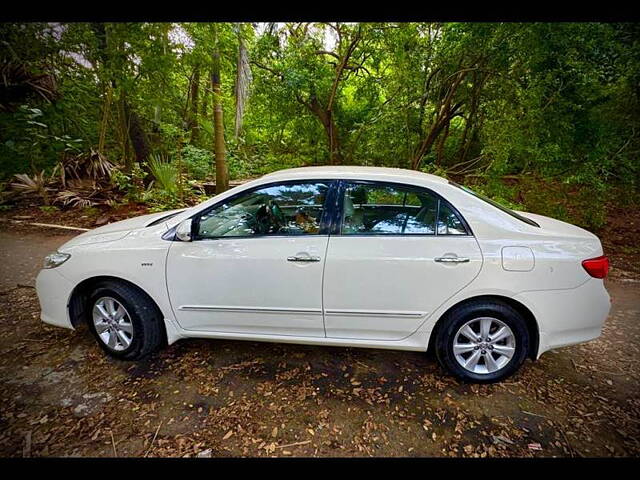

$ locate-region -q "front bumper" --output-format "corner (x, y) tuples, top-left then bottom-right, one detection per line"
(515, 278), (611, 357)
(35, 268), (75, 329)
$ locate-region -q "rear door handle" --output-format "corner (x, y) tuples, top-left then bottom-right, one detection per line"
(434, 256), (470, 263)
(287, 255), (321, 262)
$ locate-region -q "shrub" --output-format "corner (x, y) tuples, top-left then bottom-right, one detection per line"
(180, 145), (212, 181)
(110, 163), (147, 203)
(148, 153), (178, 194)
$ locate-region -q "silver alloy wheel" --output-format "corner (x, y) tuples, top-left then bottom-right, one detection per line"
(92, 296), (133, 352)
(453, 317), (516, 374)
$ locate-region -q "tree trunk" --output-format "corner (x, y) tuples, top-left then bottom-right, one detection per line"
(116, 91), (131, 171)
(124, 100), (151, 167)
(410, 122), (447, 170)
(306, 95), (344, 165)
(234, 28), (252, 139)
(456, 71), (484, 162)
(436, 121), (449, 166)
(211, 25), (229, 194)
(323, 113), (344, 165)
(95, 24), (112, 155)
(411, 69), (468, 170)
(189, 65), (200, 143)
(98, 85), (112, 155)
(201, 86), (209, 134)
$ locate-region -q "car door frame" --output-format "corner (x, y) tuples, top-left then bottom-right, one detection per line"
(183, 179), (341, 240)
(321, 178), (480, 341)
(326, 179), (474, 237)
(163, 178), (342, 337)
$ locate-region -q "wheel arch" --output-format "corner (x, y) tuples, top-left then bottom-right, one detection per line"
(427, 294), (539, 359)
(68, 275), (168, 345)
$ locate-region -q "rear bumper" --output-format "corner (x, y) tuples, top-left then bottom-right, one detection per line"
(35, 268), (75, 329)
(514, 278), (611, 357)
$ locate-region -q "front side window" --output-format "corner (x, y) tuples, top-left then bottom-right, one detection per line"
(196, 181), (331, 239)
(340, 182), (468, 235)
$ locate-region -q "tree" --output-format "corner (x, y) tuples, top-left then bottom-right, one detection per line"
(252, 22), (375, 165)
(234, 24), (252, 139)
(211, 24), (228, 194)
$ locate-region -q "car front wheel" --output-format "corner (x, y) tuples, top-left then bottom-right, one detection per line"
(435, 300), (530, 383)
(87, 280), (165, 360)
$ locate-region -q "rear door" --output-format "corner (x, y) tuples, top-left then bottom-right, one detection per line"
(322, 180), (483, 341)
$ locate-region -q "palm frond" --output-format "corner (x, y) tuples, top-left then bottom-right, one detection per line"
(10, 171), (51, 204)
(148, 153), (178, 194)
(55, 190), (98, 208)
(10, 171), (47, 193)
(0, 60), (58, 111)
(61, 149), (115, 182)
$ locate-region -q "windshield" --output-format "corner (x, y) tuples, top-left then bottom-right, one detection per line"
(448, 181), (540, 228)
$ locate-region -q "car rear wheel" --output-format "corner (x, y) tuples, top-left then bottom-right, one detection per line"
(435, 300), (530, 383)
(86, 280), (165, 360)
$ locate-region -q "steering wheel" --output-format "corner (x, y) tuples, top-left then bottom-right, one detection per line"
(249, 201), (285, 234)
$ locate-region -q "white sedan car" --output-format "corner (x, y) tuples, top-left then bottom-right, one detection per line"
(36, 166), (611, 382)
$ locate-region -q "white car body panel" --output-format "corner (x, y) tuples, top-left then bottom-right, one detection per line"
(35, 166), (611, 360)
(166, 236), (328, 337)
(322, 235), (482, 340)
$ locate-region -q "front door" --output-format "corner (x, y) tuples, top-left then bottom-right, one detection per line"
(166, 180), (334, 337)
(322, 181), (483, 341)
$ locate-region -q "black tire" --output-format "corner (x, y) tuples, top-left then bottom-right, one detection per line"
(434, 300), (530, 383)
(86, 280), (165, 360)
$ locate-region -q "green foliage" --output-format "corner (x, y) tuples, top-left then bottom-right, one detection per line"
(82, 206), (100, 217)
(1, 105), (84, 179)
(466, 179), (525, 212)
(39, 205), (59, 214)
(142, 188), (183, 212)
(148, 153), (178, 194)
(1, 22), (638, 221)
(110, 163), (147, 203)
(180, 144), (212, 180)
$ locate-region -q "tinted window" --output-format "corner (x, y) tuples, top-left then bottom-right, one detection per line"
(196, 182), (330, 238)
(437, 202), (467, 235)
(341, 183), (440, 235)
(340, 182), (469, 236)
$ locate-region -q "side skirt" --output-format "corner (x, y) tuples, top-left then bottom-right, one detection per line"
(165, 324), (429, 352)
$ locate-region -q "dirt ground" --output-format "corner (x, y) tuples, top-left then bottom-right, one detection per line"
(0, 226), (639, 458)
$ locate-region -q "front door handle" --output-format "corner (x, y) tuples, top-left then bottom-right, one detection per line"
(287, 255), (321, 263)
(434, 256), (470, 263)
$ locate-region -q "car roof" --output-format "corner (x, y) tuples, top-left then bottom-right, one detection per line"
(261, 166), (449, 186)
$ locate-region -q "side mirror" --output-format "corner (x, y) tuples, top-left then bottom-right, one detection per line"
(175, 218), (193, 242)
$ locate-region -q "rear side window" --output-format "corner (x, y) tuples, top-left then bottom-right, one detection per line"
(437, 202), (467, 235)
(340, 182), (469, 236)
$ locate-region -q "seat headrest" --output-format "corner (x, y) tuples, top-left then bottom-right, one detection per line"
(343, 195), (355, 216)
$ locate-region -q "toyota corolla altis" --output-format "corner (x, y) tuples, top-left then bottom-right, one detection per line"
(36, 166), (611, 382)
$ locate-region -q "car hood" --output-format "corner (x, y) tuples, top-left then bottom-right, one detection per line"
(59, 209), (186, 250)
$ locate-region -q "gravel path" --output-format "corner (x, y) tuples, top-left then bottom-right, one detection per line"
(0, 228), (638, 457)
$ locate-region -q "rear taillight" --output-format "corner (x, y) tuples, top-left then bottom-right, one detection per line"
(582, 255), (609, 279)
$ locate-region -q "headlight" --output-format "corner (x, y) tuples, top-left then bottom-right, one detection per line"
(43, 252), (71, 269)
